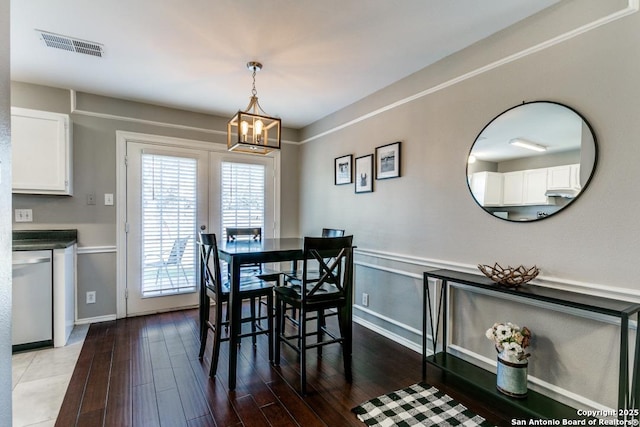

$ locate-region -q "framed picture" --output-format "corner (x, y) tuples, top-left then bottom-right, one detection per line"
(354, 154), (374, 193)
(334, 154), (353, 185)
(375, 141), (401, 179)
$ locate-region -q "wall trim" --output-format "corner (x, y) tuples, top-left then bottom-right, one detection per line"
(353, 312), (422, 354)
(301, 0), (639, 144)
(355, 247), (640, 304)
(75, 314), (117, 325)
(77, 245), (117, 255)
(450, 282), (638, 329)
(69, 90), (299, 145)
(355, 260), (422, 280)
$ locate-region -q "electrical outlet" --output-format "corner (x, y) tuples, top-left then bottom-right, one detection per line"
(15, 209), (33, 222)
(86, 291), (96, 304)
(362, 293), (369, 307)
(87, 193), (96, 205)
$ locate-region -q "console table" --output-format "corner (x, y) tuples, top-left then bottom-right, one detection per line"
(423, 269), (640, 419)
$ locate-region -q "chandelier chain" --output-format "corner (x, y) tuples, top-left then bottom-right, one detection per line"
(251, 68), (258, 97)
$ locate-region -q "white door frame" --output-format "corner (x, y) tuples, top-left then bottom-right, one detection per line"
(115, 130), (281, 319)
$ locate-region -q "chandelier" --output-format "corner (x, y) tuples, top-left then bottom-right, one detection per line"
(227, 61), (281, 155)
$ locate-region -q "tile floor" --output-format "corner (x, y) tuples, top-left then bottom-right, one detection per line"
(11, 325), (88, 427)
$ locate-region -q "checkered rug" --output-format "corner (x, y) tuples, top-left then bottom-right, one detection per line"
(352, 383), (493, 426)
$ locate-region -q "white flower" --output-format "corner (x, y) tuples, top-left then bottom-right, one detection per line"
(507, 322), (520, 330)
(486, 321), (532, 360)
(495, 324), (512, 341)
(485, 328), (495, 340)
(503, 341), (523, 356)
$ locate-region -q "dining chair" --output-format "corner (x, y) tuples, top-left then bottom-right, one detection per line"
(198, 233), (275, 377)
(225, 226), (281, 327)
(225, 226), (263, 275)
(281, 228), (346, 325)
(273, 235), (354, 395)
(145, 236), (190, 287)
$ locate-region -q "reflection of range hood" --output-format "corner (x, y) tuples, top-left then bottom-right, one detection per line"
(545, 189), (579, 198)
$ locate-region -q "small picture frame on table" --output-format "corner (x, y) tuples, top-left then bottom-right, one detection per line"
(334, 154), (353, 185)
(375, 141), (401, 179)
(354, 154), (374, 193)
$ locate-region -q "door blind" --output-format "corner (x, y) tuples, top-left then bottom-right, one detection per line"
(141, 153), (197, 296)
(221, 162), (265, 240)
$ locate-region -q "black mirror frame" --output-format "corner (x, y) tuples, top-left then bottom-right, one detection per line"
(466, 101), (598, 222)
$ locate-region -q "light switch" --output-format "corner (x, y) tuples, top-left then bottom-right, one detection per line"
(104, 193), (114, 206)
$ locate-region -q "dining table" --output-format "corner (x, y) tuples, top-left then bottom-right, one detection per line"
(217, 237), (305, 390)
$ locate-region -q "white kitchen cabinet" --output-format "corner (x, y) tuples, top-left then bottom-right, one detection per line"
(502, 171), (524, 205)
(547, 164), (581, 191)
(53, 244), (76, 347)
(502, 168), (555, 206)
(523, 168), (551, 205)
(11, 107), (73, 195)
(470, 171), (503, 206)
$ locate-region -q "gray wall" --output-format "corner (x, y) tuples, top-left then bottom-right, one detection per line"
(0, 0), (12, 422)
(10, 84), (301, 320)
(297, 0), (640, 409)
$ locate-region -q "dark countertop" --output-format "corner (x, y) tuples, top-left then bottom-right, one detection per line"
(12, 229), (78, 251)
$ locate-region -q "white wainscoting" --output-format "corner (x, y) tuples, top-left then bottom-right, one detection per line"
(75, 245), (117, 324)
(353, 247), (639, 412)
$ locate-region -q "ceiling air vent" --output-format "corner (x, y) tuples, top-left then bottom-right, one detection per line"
(36, 30), (104, 58)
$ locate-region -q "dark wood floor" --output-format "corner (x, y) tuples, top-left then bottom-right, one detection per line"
(54, 308), (512, 426)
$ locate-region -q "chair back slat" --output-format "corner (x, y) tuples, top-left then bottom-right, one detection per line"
(302, 236), (353, 301)
(199, 233), (223, 297)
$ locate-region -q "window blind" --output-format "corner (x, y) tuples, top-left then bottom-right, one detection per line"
(141, 153), (197, 296)
(221, 162), (265, 240)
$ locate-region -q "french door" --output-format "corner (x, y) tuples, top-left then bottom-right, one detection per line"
(121, 134), (276, 317)
(125, 142), (208, 315)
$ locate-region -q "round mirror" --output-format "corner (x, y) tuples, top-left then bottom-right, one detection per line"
(467, 101), (597, 222)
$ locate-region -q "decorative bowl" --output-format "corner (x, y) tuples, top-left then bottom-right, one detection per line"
(477, 263), (539, 287)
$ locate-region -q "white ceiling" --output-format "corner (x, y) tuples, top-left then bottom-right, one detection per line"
(10, 0), (560, 129)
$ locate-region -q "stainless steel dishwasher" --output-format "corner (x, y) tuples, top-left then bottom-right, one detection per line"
(12, 250), (53, 351)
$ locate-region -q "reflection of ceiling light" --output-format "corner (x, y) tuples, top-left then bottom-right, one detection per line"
(509, 138), (547, 152)
(468, 155), (476, 164)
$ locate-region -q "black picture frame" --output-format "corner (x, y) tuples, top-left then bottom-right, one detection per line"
(375, 141), (401, 179)
(355, 154), (374, 193)
(334, 154), (353, 185)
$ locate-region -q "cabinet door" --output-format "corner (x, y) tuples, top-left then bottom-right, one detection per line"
(547, 165), (572, 190)
(523, 169), (549, 205)
(470, 172), (502, 206)
(547, 164), (581, 191)
(11, 108), (72, 195)
(502, 171), (524, 205)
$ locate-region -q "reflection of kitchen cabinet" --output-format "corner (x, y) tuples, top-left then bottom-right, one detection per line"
(502, 168), (554, 206)
(523, 168), (550, 205)
(470, 172), (502, 206)
(11, 108), (73, 195)
(502, 171), (524, 205)
(547, 164), (581, 191)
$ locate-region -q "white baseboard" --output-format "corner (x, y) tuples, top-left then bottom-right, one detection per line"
(75, 314), (117, 325)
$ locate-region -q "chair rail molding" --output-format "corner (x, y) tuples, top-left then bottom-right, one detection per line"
(77, 245), (116, 255)
(354, 247), (640, 304)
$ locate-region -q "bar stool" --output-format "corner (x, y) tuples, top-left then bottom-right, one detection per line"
(198, 232), (275, 377)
